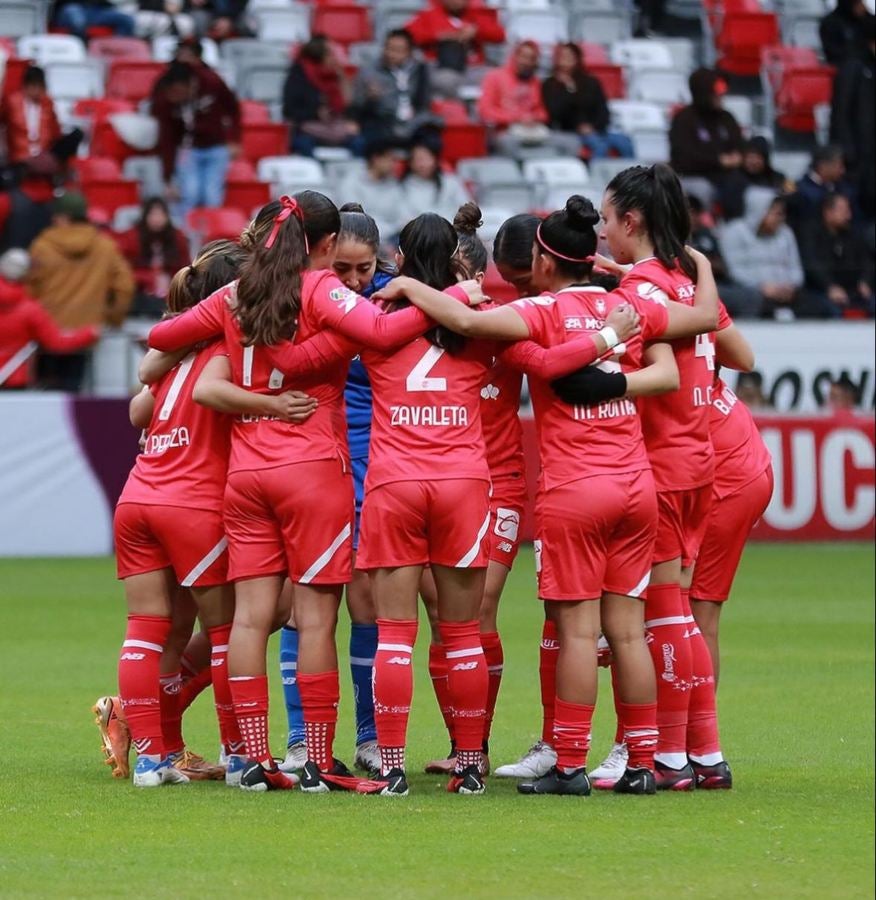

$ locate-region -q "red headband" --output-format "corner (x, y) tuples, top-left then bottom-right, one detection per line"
(265, 195), (308, 252)
(536, 223), (594, 264)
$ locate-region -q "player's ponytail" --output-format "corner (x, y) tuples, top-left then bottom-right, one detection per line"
(607, 164), (696, 281)
(453, 202), (488, 279)
(166, 239), (246, 315)
(493, 213), (541, 273)
(535, 194), (599, 282)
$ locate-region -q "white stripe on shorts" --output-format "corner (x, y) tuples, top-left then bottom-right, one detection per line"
(627, 570), (651, 599)
(180, 536), (228, 587)
(445, 646), (483, 660)
(455, 510), (491, 568)
(123, 639), (163, 652)
(644, 615), (688, 628)
(299, 523), (351, 584)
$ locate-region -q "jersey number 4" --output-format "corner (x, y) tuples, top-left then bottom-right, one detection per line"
(695, 333), (716, 372)
(406, 345), (447, 392)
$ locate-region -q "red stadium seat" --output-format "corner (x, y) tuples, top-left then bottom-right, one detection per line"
(240, 100), (271, 124)
(72, 156), (122, 181)
(716, 12), (780, 76)
(88, 36), (152, 61)
(224, 179), (271, 215)
(106, 61), (165, 102)
(312, 5), (372, 46)
(775, 65), (835, 132)
(760, 44), (820, 94)
(81, 178), (140, 215)
(587, 63), (626, 100)
(441, 123), (488, 165)
(186, 207), (250, 242)
(580, 42), (610, 65)
(431, 99), (470, 124)
(241, 122), (290, 162)
(226, 158), (257, 180)
(89, 119), (140, 162)
(72, 97), (136, 120)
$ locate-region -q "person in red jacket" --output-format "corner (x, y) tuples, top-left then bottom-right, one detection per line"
(0, 249), (99, 390)
(405, 0), (505, 97)
(478, 42), (581, 160)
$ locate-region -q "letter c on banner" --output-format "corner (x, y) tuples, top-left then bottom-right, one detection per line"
(821, 429), (876, 530)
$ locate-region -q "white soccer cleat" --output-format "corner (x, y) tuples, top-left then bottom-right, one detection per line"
(132, 755), (190, 788)
(589, 743), (628, 789)
(494, 741), (557, 778)
(278, 741), (307, 774)
(354, 739), (381, 775)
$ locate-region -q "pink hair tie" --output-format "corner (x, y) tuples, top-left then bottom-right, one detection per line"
(536, 223), (594, 264)
(264, 195), (308, 252)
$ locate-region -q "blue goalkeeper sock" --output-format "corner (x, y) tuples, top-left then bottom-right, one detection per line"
(350, 623), (378, 745)
(279, 626), (305, 747)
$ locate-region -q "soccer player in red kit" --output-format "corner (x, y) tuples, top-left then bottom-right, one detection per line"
(594, 164), (728, 790)
(382, 196), (722, 795)
(149, 195), (481, 792)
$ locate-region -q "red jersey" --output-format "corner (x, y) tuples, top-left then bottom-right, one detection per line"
(479, 358), (525, 481)
(148, 271), (436, 474)
(510, 285), (669, 491)
(119, 343), (230, 512)
(623, 258), (716, 492)
(709, 378), (773, 500)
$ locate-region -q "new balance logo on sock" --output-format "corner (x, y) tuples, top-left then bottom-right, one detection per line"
(386, 656), (411, 666)
(452, 661), (479, 671)
(120, 652), (145, 661)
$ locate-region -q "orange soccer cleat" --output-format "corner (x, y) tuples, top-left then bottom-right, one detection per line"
(93, 696), (131, 779)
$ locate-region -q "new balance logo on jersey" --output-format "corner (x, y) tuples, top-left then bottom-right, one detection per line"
(481, 384), (499, 400)
(386, 656), (412, 666)
(146, 427), (191, 454)
(494, 507), (520, 542)
(120, 652), (145, 661)
(497, 541), (513, 553)
(390, 405), (469, 427)
(452, 661), (479, 671)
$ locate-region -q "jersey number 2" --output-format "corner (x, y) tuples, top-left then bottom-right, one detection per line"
(406, 346), (447, 392)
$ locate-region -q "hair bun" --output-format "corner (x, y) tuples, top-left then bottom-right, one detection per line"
(453, 201), (483, 235)
(565, 195), (600, 230)
(340, 202), (366, 214)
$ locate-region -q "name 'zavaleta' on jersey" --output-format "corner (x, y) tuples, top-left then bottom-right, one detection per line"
(119, 342), (231, 512)
(623, 258), (716, 492)
(510, 285), (668, 491)
(361, 335), (492, 491)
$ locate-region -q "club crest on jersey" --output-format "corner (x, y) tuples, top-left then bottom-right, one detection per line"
(636, 281), (669, 306)
(328, 286), (358, 313)
(595, 297), (606, 314)
(481, 384), (499, 400)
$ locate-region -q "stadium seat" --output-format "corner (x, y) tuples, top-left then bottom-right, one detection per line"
(507, 10), (570, 45)
(588, 157), (642, 188)
(224, 177), (271, 214)
(630, 128), (670, 163)
(771, 150), (810, 181)
(239, 65), (288, 103)
(571, 12), (631, 44)
(722, 94), (755, 133)
(458, 156), (532, 210)
(441, 123), (489, 166)
(240, 100), (272, 124)
(610, 39), (674, 71)
(72, 97), (135, 120)
(608, 99), (666, 133)
(45, 61), (104, 101)
(112, 204), (143, 233)
(579, 42), (610, 65)
(240, 122), (290, 162)
(476, 206), (518, 243)
(81, 177), (140, 215)
(257, 155), (324, 188)
(783, 16), (822, 52)
(0, 3), (46, 38)
(523, 157), (590, 208)
(431, 99), (470, 124)
(88, 36), (152, 62)
(152, 35), (221, 66)
(312, 4), (373, 46)
(587, 64), (626, 100)
(775, 65), (834, 132)
(186, 207), (250, 242)
(322, 156), (366, 184)
(73, 156), (122, 182)
(17, 34), (85, 65)
(221, 38), (291, 69)
(716, 12), (781, 76)
(106, 61), (165, 103)
(122, 156), (166, 200)
(629, 69), (691, 105)
(253, 6), (311, 43)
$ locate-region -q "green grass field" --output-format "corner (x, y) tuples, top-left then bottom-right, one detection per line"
(0, 543), (873, 899)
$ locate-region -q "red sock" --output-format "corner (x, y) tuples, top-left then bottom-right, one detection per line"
(119, 615), (171, 758)
(480, 631), (503, 745)
(439, 620), (487, 763)
(207, 624), (244, 757)
(229, 675), (272, 767)
(374, 619), (418, 774)
(159, 672), (184, 755)
(297, 669), (339, 771)
(540, 619), (559, 744)
(178, 666), (211, 714)
(553, 697), (594, 771)
(618, 701), (658, 770)
(683, 589), (722, 761)
(645, 583), (692, 761)
(428, 642), (455, 744)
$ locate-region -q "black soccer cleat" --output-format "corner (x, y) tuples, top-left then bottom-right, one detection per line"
(691, 759), (733, 790)
(517, 766), (591, 796)
(299, 758), (362, 793)
(654, 761), (696, 791)
(358, 767), (410, 796)
(613, 766), (657, 795)
(239, 761), (297, 792)
(447, 764), (486, 795)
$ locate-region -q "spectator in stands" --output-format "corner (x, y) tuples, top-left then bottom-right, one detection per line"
(337, 140), (411, 243)
(799, 194), (875, 318)
(0, 248), (99, 390)
(115, 197), (190, 319)
(542, 43), (634, 160)
(400, 135), (471, 224)
(282, 35), (362, 158)
(479, 42), (581, 161)
(405, 0), (506, 99)
(26, 192), (133, 391)
(52, 0), (135, 38)
(635, 0), (666, 36)
(719, 187), (836, 321)
(826, 374), (863, 419)
(734, 371), (772, 410)
(0, 66), (82, 178)
(830, 16), (875, 222)
(134, 1), (197, 39)
(350, 30), (435, 150)
(786, 145), (858, 235)
(669, 68), (746, 214)
(820, 0), (874, 66)
(688, 194), (763, 319)
(741, 137), (790, 193)
(151, 60), (240, 213)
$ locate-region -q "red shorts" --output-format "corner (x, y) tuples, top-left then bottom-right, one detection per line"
(357, 478), (491, 570)
(534, 470), (657, 601)
(653, 484), (713, 567)
(691, 467), (774, 602)
(224, 459), (353, 584)
(488, 474), (528, 568)
(114, 502), (228, 587)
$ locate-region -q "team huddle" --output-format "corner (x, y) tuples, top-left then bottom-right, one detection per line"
(92, 162), (774, 797)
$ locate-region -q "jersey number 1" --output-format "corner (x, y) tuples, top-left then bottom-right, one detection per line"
(406, 345), (447, 392)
